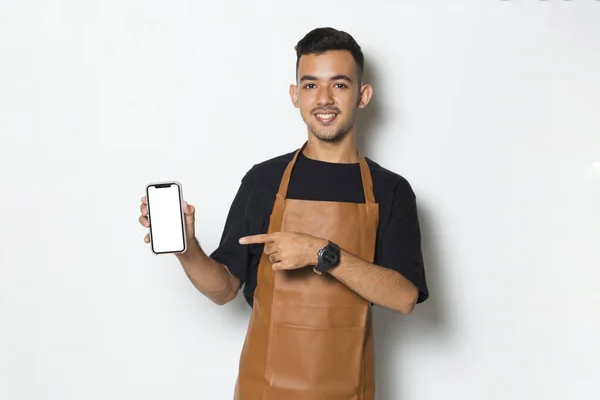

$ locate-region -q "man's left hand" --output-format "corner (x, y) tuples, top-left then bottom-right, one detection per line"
(239, 232), (327, 271)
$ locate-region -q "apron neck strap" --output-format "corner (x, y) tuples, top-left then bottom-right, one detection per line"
(276, 141), (376, 204)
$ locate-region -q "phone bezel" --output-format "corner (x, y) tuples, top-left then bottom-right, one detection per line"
(145, 181), (187, 255)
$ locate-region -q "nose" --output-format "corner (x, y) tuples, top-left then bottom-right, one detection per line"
(316, 86), (334, 106)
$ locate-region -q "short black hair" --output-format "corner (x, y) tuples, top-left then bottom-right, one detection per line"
(294, 27), (364, 80)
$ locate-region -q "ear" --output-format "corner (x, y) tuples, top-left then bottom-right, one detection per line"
(357, 84), (373, 109)
(289, 84), (299, 108)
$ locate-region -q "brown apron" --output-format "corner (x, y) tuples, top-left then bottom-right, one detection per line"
(233, 142), (379, 400)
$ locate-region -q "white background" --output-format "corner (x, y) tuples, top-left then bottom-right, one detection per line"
(1, 1), (599, 399)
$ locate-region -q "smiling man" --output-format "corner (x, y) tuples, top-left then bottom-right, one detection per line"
(139, 27), (429, 400)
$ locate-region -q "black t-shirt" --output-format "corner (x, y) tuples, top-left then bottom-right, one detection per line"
(210, 149), (429, 307)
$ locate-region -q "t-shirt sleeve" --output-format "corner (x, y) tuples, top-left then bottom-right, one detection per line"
(209, 169), (255, 285)
(378, 181), (429, 304)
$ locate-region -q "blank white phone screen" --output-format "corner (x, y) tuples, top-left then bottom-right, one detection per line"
(147, 184), (185, 253)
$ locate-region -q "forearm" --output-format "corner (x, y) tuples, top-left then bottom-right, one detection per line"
(328, 249), (418, 314)
(175, 238), (239, 305)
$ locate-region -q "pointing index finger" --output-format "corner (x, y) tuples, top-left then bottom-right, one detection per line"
(239, 233), (274, 245)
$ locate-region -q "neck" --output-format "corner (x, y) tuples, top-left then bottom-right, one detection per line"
(303, 132), (360, 164)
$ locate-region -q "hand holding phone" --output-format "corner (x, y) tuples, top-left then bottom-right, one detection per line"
(140, 181), (194, 254)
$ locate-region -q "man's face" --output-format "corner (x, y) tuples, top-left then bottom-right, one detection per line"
(290, 50), (372, 142)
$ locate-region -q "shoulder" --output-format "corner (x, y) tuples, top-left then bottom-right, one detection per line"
(240, 150), (296, 189)
(364, 157), (416, 200)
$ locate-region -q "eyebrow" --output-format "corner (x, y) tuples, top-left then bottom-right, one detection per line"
(299, 75), (353, 83)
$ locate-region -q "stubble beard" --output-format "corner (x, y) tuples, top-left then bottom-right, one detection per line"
(306, 113), (356, 144)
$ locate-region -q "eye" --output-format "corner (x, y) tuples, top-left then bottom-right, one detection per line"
(303, 83), (316, 89)
(334, 83), (348, 89)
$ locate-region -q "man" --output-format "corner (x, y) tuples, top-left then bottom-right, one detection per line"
(139, 27), (428, 400)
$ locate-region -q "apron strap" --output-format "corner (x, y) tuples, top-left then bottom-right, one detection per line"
(357, 153), (376, 205)
(276, 141), (376, 205)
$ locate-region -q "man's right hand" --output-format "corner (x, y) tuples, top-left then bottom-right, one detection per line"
(139, 196), (197, 245)
(138, 194), (239, 305)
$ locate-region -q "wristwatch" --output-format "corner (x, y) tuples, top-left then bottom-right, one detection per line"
(313, 241), (341, 275)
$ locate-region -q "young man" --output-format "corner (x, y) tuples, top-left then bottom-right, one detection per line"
(139, 27), (428, 400)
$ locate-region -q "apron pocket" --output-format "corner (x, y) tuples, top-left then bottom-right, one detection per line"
(269, 323), (364, 399)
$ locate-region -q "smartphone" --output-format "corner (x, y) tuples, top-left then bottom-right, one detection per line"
(145, 181), (187, 254)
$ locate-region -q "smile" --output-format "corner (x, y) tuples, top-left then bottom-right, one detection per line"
(315, 113), (338, 123)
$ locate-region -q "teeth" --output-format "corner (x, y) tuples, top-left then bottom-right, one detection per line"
(316, 114), (335, 119)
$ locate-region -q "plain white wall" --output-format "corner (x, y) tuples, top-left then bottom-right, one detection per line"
(1, 1), (599, 399)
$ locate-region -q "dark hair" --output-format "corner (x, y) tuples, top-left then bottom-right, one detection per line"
(294, 27), (364, 79)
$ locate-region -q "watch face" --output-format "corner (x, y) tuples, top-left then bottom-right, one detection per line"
(322, 250), (338, 265)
